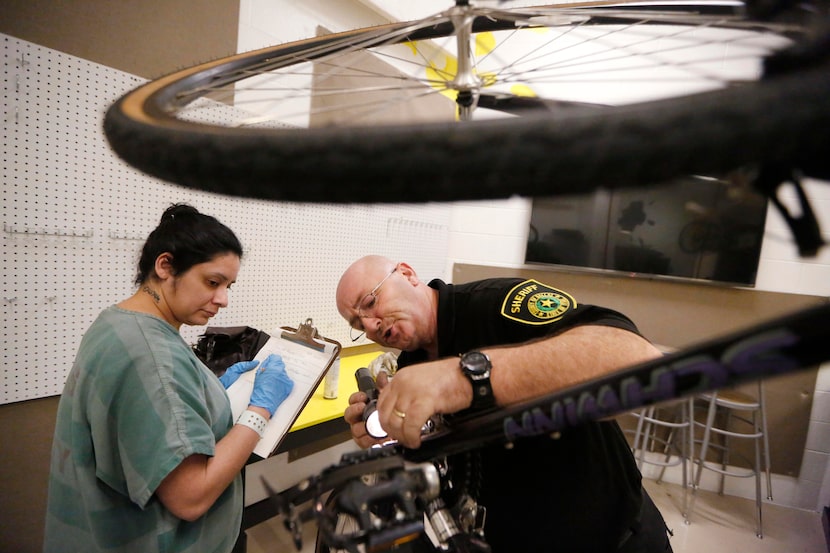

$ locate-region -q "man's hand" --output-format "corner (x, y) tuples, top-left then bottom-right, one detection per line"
(375, 359), (471, 448)
(345, 372), (391, 449)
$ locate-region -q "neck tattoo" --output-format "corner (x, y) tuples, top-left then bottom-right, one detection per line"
(142, 286), (160, 302)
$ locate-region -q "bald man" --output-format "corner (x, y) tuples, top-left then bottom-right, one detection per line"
(335, 255), (673, 553)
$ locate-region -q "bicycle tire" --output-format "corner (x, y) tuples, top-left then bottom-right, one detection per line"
(104, 1), (830, 204)
(313, 486), (360, 553)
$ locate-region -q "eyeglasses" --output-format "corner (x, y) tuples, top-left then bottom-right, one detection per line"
(349, 265), (398, 342)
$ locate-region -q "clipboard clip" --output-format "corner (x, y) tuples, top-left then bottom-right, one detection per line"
(281, 318), (326, 351)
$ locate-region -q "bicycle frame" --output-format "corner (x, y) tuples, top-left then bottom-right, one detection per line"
(269, 301), (830, 551)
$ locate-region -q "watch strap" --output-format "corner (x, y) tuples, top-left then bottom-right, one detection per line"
(460, 351), (495, 410)
(469, 378), (495, 409)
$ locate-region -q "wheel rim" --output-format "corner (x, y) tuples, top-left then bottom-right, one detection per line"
(132, 2), (801, 130)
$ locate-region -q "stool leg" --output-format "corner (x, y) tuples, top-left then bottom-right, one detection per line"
(759, 382), (773, 501)
(632, 407), (649, 470)
(687, 394), (718, 524)
(686, 398), (695, 492)
(719, 408), (731, 496)
(643, 407), (656, 458)
(632, 408), (646, 453)
(679, 398), (693, 518)
(656, 408), (675, 484)
(753, 408), (764, 538)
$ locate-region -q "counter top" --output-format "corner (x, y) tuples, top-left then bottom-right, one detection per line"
(289, 350), (383, 431)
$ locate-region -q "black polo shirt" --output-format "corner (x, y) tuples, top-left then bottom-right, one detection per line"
(398, 278), (644, 552)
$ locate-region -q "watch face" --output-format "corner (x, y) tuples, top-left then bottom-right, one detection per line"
(462, 351), (490, 376)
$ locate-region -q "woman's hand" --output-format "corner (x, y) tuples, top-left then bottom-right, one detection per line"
(218, 360), (259, 389)
(249, 354), (294, 416)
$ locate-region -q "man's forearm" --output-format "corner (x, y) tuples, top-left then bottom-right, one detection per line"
(486, 325), (662, 405)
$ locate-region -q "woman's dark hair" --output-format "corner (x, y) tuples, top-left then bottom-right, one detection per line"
(134, 203), (243, 285)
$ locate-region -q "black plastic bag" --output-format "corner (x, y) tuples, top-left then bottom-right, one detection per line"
(193, 326), (271, 377)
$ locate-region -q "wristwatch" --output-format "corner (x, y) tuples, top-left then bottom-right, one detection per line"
(460, 351), (495, 409)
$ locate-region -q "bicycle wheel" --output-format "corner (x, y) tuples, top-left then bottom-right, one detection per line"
(314, 494), (364, 553)
(104, 0), (830, 203)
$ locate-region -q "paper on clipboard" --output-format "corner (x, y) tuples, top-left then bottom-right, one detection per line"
(226, 319), (341, 458)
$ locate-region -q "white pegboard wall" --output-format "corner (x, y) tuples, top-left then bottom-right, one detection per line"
(2, 34), (450, 404)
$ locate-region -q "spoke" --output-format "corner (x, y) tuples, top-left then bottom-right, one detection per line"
(235, 83), (453, 127)
(164, 4), (802, 128)
(481, 19), (787, 99)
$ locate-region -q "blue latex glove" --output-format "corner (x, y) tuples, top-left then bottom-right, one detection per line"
(249, 354), (294, 416)
(218, 360), (260, 389)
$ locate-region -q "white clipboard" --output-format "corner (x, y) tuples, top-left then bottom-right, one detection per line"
(226, 318), (341, 458)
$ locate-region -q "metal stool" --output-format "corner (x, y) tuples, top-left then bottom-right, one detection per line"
(687, 381), (772, 538)
(628, 398), (694, 516)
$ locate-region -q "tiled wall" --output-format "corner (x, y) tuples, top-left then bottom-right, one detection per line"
(760, 179), (830, 512)
(813, 368), (830, 511)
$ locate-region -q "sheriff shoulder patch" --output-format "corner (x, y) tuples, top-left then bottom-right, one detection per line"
(500, 279), (577, 325)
